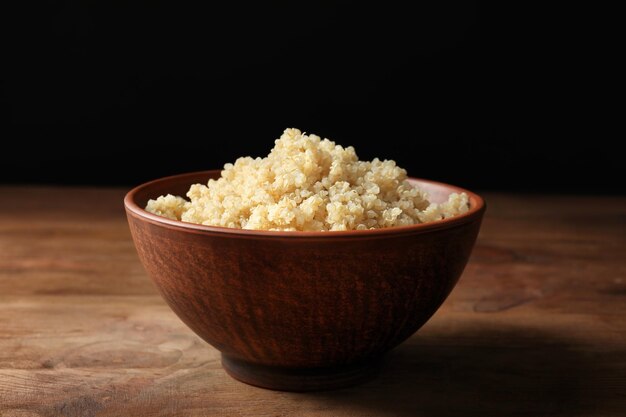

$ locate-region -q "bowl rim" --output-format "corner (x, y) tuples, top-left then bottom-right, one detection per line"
(124, 170), (485, 238)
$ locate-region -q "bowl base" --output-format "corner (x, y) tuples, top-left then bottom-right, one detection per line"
(221, 355), (380, 392)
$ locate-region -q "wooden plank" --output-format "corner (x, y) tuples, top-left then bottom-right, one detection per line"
(0, 187), (625, 416)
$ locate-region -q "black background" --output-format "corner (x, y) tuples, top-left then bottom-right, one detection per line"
(1, 3), (616, 193)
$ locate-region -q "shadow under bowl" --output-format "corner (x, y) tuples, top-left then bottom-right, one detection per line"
(124, 170), (485, 391)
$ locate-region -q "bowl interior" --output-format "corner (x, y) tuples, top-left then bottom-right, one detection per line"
(131, 171), (213, 208)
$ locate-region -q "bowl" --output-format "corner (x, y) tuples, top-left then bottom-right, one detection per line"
(124, 170), (485, 391)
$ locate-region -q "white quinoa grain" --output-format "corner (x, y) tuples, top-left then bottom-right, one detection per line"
(145, 128), (469, 231)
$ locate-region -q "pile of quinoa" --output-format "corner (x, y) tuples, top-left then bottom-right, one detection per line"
(146, 128), (469, 231)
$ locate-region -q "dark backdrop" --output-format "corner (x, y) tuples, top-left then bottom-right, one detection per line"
(1, 3), (616, 193)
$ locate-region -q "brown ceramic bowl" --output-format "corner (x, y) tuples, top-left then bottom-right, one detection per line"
(124, 171), (485, 391)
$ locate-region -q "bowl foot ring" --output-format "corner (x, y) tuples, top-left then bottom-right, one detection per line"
(221, 354), (380, 392)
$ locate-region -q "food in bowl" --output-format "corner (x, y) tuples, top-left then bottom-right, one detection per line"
(145, 128), (469, 231)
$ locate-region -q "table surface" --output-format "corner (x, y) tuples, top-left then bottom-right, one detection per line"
(0, 187), (625, 417)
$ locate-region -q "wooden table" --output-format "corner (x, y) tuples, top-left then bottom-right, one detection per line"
(1, 187), (625, 417)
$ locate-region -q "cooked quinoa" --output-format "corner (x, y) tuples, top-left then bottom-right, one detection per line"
(146, 128), (469, 231)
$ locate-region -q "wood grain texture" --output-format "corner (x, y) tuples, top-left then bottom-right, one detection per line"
(1, 186), (625, 416)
